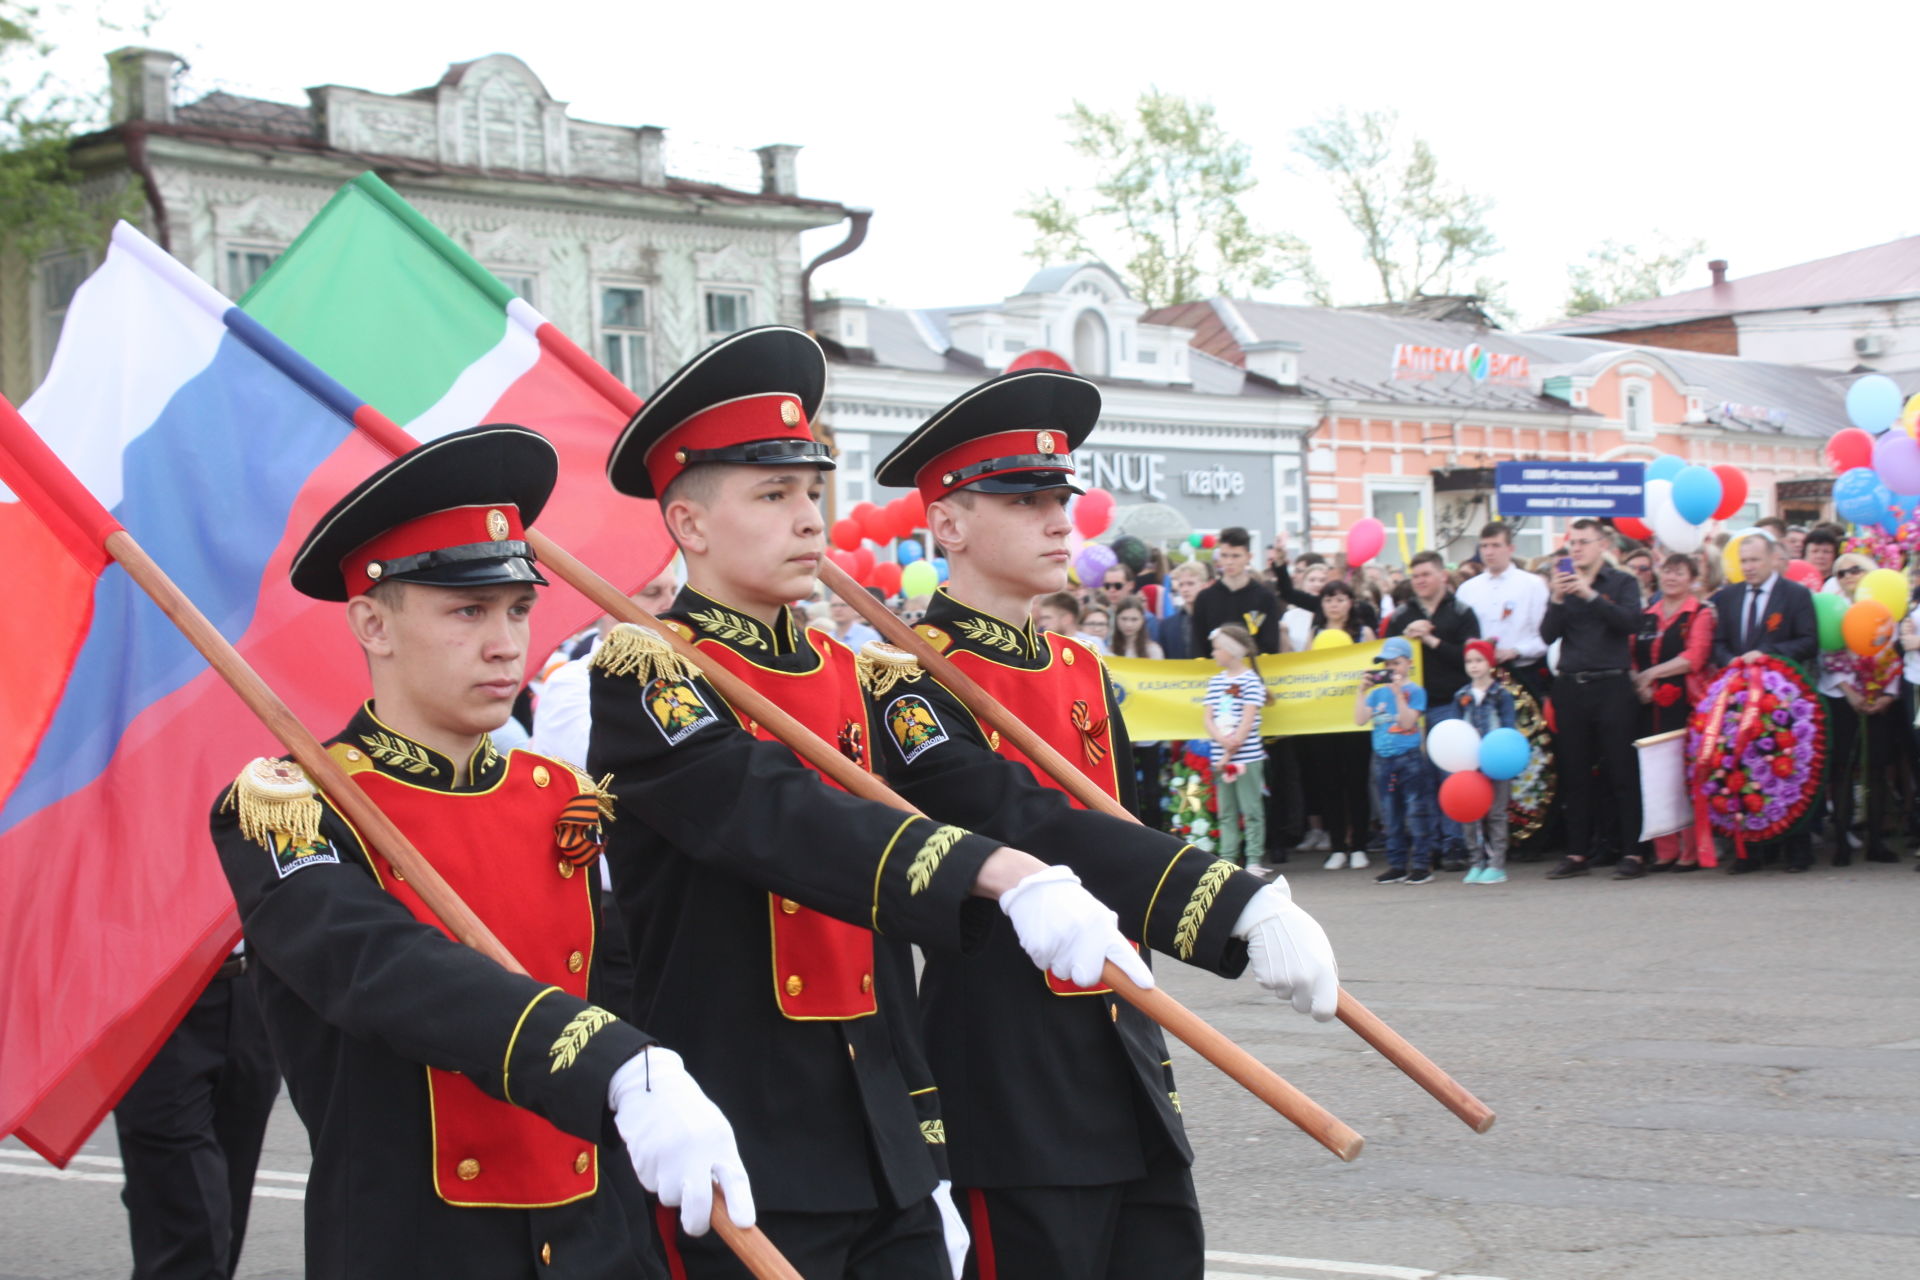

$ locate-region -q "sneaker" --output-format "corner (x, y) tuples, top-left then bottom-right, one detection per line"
(1322, 850), (1348, 871)
(1463, 866), (1486, 883)
(1403, 870), (1434, 885)
(1374, 869), (1408, 884)
(1480, 868), (1508, 884)
(1302, 829), (1331, 851)
(1348, 851), (1370, 869)
(1546, 858), (1590, 880)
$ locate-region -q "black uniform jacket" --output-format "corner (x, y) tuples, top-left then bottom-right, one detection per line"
(892, 590), (1263, 1188)
(587, 590), (1003, 1215)
(211, 705), (659, 1280)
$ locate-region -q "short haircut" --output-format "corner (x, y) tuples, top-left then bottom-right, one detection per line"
(1297, 552), (1328, 568)
(1661, 553), (1698, 575)
(362, 578), (409, 609)
(659, 463), (726, 512)
(1803, 527), (1841, 550)
(1625, 546), (1654, 563)
(1569, 517), (1608, 537)
(1169, 561), (1207, 584)
(1217, 526), (1252, 549)
(1409, 549), (1446, 571)
(1479, 520), (1514, 544)
(1756, 516), (1787, 536)
(1040, 590), (1081, 621)
(933, 488), (976, 510)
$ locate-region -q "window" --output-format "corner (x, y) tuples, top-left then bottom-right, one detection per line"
(493, 273), (538, 306)
(839, 447), (869, 506)
(704, 289), (752, 337)
(37, 252), (88, 377)
(1367, 484), (1428, 568)
(1072, 310), (1109, 377)
(1623, 379), (1653, 437)
(224, 246), (280, 299)
(600, 286), (650, 392)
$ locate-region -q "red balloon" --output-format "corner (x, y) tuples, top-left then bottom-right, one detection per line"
(1200, 533), (1217, 550)
(850, 546), (875, 580)
(888, 495), (918, 541)
(1784, 558), (1823, 591)
(831, 518), (862, 552)
(826, 549), (859, 577)
(1437, 771), (1495, 823)
(1005, 348), (1073, 373)
(1710, 464), (1748, 520)
(1827, 429), (1874, 476)
(870, 561), (903, 596)
(852, 501), (888, 542)
(1613, 516), (1653, 543)
(902, 490), (928, 531)
(1074, 488), (1115, 538)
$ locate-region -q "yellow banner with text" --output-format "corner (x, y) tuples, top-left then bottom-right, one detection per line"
(1105, 639), (1423, 740)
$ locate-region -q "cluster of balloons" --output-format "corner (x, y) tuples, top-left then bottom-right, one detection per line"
(1424, 720), (1532, 823)
(1813, 566), (1910, 657)
(826, 493), (941, 595)
(1822, 375), (1920, 536)
(1612, 455), (1746, 554)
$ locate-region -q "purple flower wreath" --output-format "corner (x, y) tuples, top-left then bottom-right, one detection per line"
(1687, 655), (1826, 842)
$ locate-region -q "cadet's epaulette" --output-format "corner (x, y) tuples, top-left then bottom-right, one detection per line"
(914, 623), (953, 654)
(554, 764), (617, 867)
(221, 757), (324, 853)
(590, 621), (703, 685)
(856, 641), (924, 697)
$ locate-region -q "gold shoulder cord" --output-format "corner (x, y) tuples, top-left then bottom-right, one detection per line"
(221, 758), (323, 852)
(590, 622), (703, 685)
(856, 641), (924, 698)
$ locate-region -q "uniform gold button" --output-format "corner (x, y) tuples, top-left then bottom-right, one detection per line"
(987, 731), (1001, 750)
(557, 860), (575, 879)
(860, 973), (873, 993)
(457, 1158), (481, 1181)
(574, 1151), (591, 1175)
(532, 765), (551, 787)
(747, 720), (759, 734)
(345, 749), (362, 761)
(847, 1042), (857, 1061)
(541, 1241), (553, 1265)
(567, 950), (585, 973)
(780, 897), (800, 914)
(389, 863), (406, 883)
(1110, 1003), (1119, 1021)
(1064, 649), (1076, 665)
(785, 975), (804, 996)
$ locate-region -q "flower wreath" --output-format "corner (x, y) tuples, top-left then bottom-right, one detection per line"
(1162, 743), (1221, 852)
(1687, 655), (1826, 845)
(1504, 674), (1556, 842)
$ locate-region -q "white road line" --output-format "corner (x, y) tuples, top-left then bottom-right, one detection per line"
(1204, 1253), (1512, 1280)
(0, 1150), (308, 1197)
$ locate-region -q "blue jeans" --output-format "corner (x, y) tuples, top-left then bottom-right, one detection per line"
(1372, 750), (1438, 873)
(1424, 701), (1470, 862)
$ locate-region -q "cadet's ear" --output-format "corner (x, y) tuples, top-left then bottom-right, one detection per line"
(661, 496), (708, 556)
(346, 594), (396, 659)
(925, 498), (966, 554)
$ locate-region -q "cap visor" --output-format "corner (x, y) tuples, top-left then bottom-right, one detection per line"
(385, 557), (548, 592)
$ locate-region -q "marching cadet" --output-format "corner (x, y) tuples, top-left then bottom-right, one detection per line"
(209, 425), (752, 1279)
(588, 327), (1155, 1279)
(869, 368), (1341, 1280)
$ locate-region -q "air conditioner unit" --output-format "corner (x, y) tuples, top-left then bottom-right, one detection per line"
(1854, 333), (1887, 357)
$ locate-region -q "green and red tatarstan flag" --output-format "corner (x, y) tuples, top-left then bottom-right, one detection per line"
(241, 173), (671, 658)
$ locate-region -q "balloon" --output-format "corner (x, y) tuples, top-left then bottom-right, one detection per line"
(1187, 532), (1204, 548)
(1834, 467), (1891, 525)
(831, 518), (862, 551)
(1813, 590), (1848, 651)
(1309, 629), (1353, 650)
(1073, 543), (1117, 586)
(1873, 431), (1920, 494)
(1645, 454), (1685, 483)
(850, 545), (875, 580)
(851, 501), (888, 542)
(1784, 559), (1823, 591)
(1613, 515), (1653, 543)
(896, 539), (924, 564)
(932, 557), (950, 583)
(1710, 464), (1748, 520)
(1346, 517), (1386, 567)
(883, 496), (915, 542)
(826, 548), (860, 577)
(1073, 488), (1115, 538)
(1721, 527), (1766, 584)
(1437, 771), (1495, 823)
(869, 561), (903, 596)
(1201, 534), (1217, 549)
(1859, 568), (1908, 617)
(1477, 727), (1530, 782)
(1905, 393), (1920, 440)
(900, 561), (938, 597)
(1647, 479), (1703, 553)
(1843, 598), (1894, 656)
(1669, 465), (1722, 526)
(1111, 535), (1148, 572)
(1827, 428), (1874, 475)
(1845, 373), (1905, 434)
(1425, 717), (1482, 774)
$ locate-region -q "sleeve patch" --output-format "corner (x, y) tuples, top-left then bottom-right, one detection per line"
(919, 1119), (947, 1144)
(548, 1005), (618, 1073)
(645, 676), (721, 746)
(269, 830), (340, 878)
(885, 694), (949, 764)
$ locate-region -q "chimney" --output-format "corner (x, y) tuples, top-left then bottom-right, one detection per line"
(107, 47), (183, 125)
(813, 297), (870, 352)
(1709, 259), (1729, 287)
(1241, 338), (1302, 388)
(636, 126), (666, 187)
(755, 144), (800, 197)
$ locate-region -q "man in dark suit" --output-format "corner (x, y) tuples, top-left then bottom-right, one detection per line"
(1710, 530), (1820, 872)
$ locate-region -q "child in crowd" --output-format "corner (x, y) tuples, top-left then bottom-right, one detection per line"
(1355, 636), (1437, 884)
(1205, 624), (1274, 877)
(1453, 640), (1516, 883)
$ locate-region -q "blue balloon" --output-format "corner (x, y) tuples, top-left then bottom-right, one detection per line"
(1834, 466), (1891, 525)
(1669, 465), (1722, 526)
(1846, 374), (1905, 434)
(932, 557), (949, 582)
(1478, 727), (1531, 782)
(896, 540), (924, 564)
(1646, 454), (1685, 483)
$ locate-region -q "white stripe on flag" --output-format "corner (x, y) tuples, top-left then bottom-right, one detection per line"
(403, 297), (548, 444)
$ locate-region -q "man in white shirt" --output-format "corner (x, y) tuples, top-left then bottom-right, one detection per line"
(1454, 521), (1549, 702)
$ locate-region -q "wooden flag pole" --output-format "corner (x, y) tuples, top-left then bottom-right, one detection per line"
(817, 559), (1496, 1136)
(526, 532), (1364, 1162)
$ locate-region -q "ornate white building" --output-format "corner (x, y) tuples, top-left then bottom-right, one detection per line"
(1, 48), (862, 402)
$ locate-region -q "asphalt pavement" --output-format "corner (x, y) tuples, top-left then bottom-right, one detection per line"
(3, 854), (1916, 1279)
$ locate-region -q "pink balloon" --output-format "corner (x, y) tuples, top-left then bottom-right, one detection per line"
(1784, 559), (1823, 591)
(1346, 517), (1386, 567)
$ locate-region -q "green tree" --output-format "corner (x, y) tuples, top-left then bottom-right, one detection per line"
(1563, 236), (1706, 316)
(1019, 89), (1309, 308)
(1293, 108), (1500, 305)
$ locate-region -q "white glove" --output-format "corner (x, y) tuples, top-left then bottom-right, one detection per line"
(1232, 882), (1339, 1021)
(931, 1179), (968, 1279)
(609, 1047), (755, 1237)
(999, 865), (1155, 990)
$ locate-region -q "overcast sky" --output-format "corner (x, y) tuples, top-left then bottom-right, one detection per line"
(36, 0), (1920, 327)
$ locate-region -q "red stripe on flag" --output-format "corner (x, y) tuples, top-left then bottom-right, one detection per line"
(0, 504), (96, 804)
(0, 398), (115, 575)
(534, 321), (642, 417)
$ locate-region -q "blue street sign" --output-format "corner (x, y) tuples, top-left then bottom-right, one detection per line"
(1494, 461), (1646, 517)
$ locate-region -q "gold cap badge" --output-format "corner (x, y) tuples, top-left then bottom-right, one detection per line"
(1037, 430), (1056, 455)
(780, 400), (802, 427)
(486, 508), (510, 541)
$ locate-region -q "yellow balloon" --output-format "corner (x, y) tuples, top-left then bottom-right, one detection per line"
(1904, 393), (1920, 440)
(1722, 527), (1756, 585)
(1311, 629), (1355, 650)
(1859, 567), (1907, 616)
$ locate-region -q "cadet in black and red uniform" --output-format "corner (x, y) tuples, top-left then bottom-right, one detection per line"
(869, 370), (1342, 1280)
(588, 328), (1156, 1280)
(209, 426), (753, 1280)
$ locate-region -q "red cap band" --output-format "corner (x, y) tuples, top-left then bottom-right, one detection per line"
(342, 503), (525, 591)
(644, 393), (814, 495)
(915, 427), (1075, 503)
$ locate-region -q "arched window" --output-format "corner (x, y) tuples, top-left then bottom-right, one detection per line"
(1623, 378), (1653, 436)
(1073, 310), (1109, 377)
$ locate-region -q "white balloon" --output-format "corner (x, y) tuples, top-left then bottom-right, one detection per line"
(1425, 717), (1482, 774)
(1649, 492), (1705, 552)
(1644, 477), (1676, 523)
